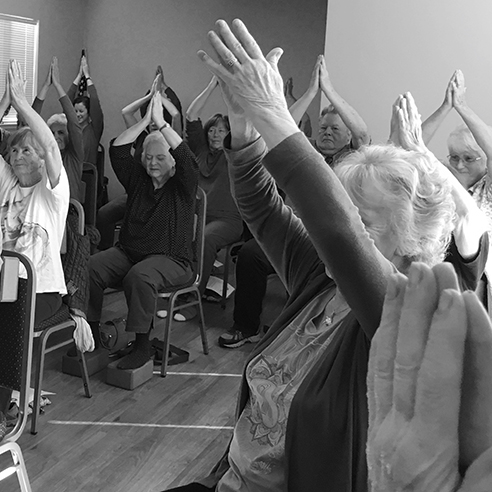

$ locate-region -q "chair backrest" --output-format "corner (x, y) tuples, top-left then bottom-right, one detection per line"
(192, 187), (207, 286)
(82, 162), (98, 226)
(61, 199), (85, 255)
(0, 251), (35, 442)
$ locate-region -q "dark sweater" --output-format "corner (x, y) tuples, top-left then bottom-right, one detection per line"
(185, 119), (241, 223)
(109, 140), (198, 265)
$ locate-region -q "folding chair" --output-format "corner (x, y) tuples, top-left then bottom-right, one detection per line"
(30, 199), (92, 434)
(0, 251), (36, 491)
(155, 187), (209, 376)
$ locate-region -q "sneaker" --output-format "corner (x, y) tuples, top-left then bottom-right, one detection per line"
(218, 329), (262, 349)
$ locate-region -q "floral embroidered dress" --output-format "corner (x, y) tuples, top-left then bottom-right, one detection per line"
(218, 289), (348, 492)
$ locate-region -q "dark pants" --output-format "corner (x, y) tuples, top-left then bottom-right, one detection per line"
(198, 216), (243, 296)
(233, 238), (275, 337)
(88, 246), (192, 333)
(96, 194), (127, 250)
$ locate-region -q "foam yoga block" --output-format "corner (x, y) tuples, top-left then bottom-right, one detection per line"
(105, 359), (153, 390)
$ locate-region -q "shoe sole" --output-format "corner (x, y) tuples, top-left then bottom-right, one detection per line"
(218, 334), (261, 349)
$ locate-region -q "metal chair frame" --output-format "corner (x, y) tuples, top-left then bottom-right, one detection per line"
(155, 187), (209, 376)
(0, 251), (36, 491)
(31, 199), (92, 434)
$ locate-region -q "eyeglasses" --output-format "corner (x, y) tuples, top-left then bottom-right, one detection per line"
(447, 155), (482, 165)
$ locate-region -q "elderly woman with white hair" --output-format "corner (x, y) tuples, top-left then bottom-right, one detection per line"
(32, 56), (84, 202)
(87, 92), (198, 370)
(155, 20), (488, 492)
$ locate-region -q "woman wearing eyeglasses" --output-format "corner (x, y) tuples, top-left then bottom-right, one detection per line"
(422, 69), (492, 304)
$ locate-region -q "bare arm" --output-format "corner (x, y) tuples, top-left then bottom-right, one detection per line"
(421, 72), (454, 145)
(319, 55), (370, 149)
(113, 104), (152, 148)
(185, 75), (218, 121)
(151, 92), (182, 150)
(396, 92), (487, 259)
(9, 60), (62, 187)
(121, 74), (158, 129)
(289, 56), (320, 125)
(452, 70), (492, 176)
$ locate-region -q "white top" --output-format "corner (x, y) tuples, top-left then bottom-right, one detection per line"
(0, 156), (69, 294)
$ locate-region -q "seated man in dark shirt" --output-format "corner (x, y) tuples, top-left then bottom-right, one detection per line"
(87, 92), (198, 370)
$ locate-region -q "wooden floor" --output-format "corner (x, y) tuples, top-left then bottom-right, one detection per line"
(1, 262), (286, 492)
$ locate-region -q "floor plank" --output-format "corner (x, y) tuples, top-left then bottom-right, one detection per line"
(3, 267), (286, 491)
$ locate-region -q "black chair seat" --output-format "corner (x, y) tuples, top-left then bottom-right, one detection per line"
(34, 303), (71, 332)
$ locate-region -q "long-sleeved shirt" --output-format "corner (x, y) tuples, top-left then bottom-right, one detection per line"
(68, 83), (104, 165)
(109, 140), (198, 265)
(33, 95), (84, 202)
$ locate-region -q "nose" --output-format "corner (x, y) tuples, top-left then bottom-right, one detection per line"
(454, 158), (466, 171)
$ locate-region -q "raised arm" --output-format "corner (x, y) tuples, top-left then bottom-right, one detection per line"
(318, 55), (370, 149)
(151, 91), (182, 150)
(394, 92), (487, 260)
(120, 75), (157, 129)
(82, 56), (104, 141)
(421, 72), (454, 145)
(199, 20), (392, 336)
(34, 60), (52, 108)
(288, 56), (320, 126)
(114, 95), (153, 147)
(452, 70), (492, 175)
(185, 75), (218, 121)
(9, 60), (62, 187)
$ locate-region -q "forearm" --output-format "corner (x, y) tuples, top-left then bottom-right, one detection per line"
(421, 103), (451, 145)
(87, 85), (104, 139)
(321, 87), (369, 148)
(121, 94), (150, 129)
(456, 104), (492, 158)
(66, 83), (77, 103)
(229, 114), (260, 151)
(0, 95), (10, 122)
(114, 118), (150, 147)
(37, 83), (50, 101)
(186, 79), (216, 120)
(289, 88), (317, 126)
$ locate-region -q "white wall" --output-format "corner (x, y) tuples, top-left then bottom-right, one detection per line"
(325, 0), (492, 158)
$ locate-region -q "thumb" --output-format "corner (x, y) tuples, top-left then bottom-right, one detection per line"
(266, 47), (284, 68)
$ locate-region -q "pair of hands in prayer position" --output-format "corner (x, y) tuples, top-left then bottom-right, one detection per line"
(197, 19), (492, 491)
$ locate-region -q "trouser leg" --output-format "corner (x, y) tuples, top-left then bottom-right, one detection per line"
(199, 218), (243, 296)
(122, 255), (192, 333)
(88, 246), (133, 323)
(233, 238), (275, 337)
(96, 194), (127, 250)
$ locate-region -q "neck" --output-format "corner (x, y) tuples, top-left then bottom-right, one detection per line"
(18, 173), (41, 187)
(152, 176), (168, 190)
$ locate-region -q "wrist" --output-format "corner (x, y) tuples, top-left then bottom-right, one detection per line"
(158, 122), (169, 132)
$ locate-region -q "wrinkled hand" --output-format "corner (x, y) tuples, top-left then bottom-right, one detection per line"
(368, 262), (465, 492)
(80, 55), (90, 78)
(8, 60), (28, 107)
(150, 91), (164, 127)
(42, 61), (53, 89)
(452, 69), (467, 111)
(388, 96), (401, 147)
(443, 72), (454, 110)
(284, 76), (293, 97)
(318, 54), (333, 95)
(393, 92), (426, 153)
(198, 19), (287, 118)
(51, 57), (62, 87)
(308, 55), (322, 94)
(150, 73), (161, 96)
(218, 77), (245, 117)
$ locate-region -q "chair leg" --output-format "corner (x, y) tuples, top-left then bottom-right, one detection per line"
(160, 296), (174, 377)
(11, 442), (32, 492)
(31, 334), (48, 435)
(76, 349), (92, 398)
(196, 294), (209, 355)
(221, 246), (231, 310)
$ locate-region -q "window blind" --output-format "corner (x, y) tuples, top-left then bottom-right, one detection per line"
(0, 13), (39, 126)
